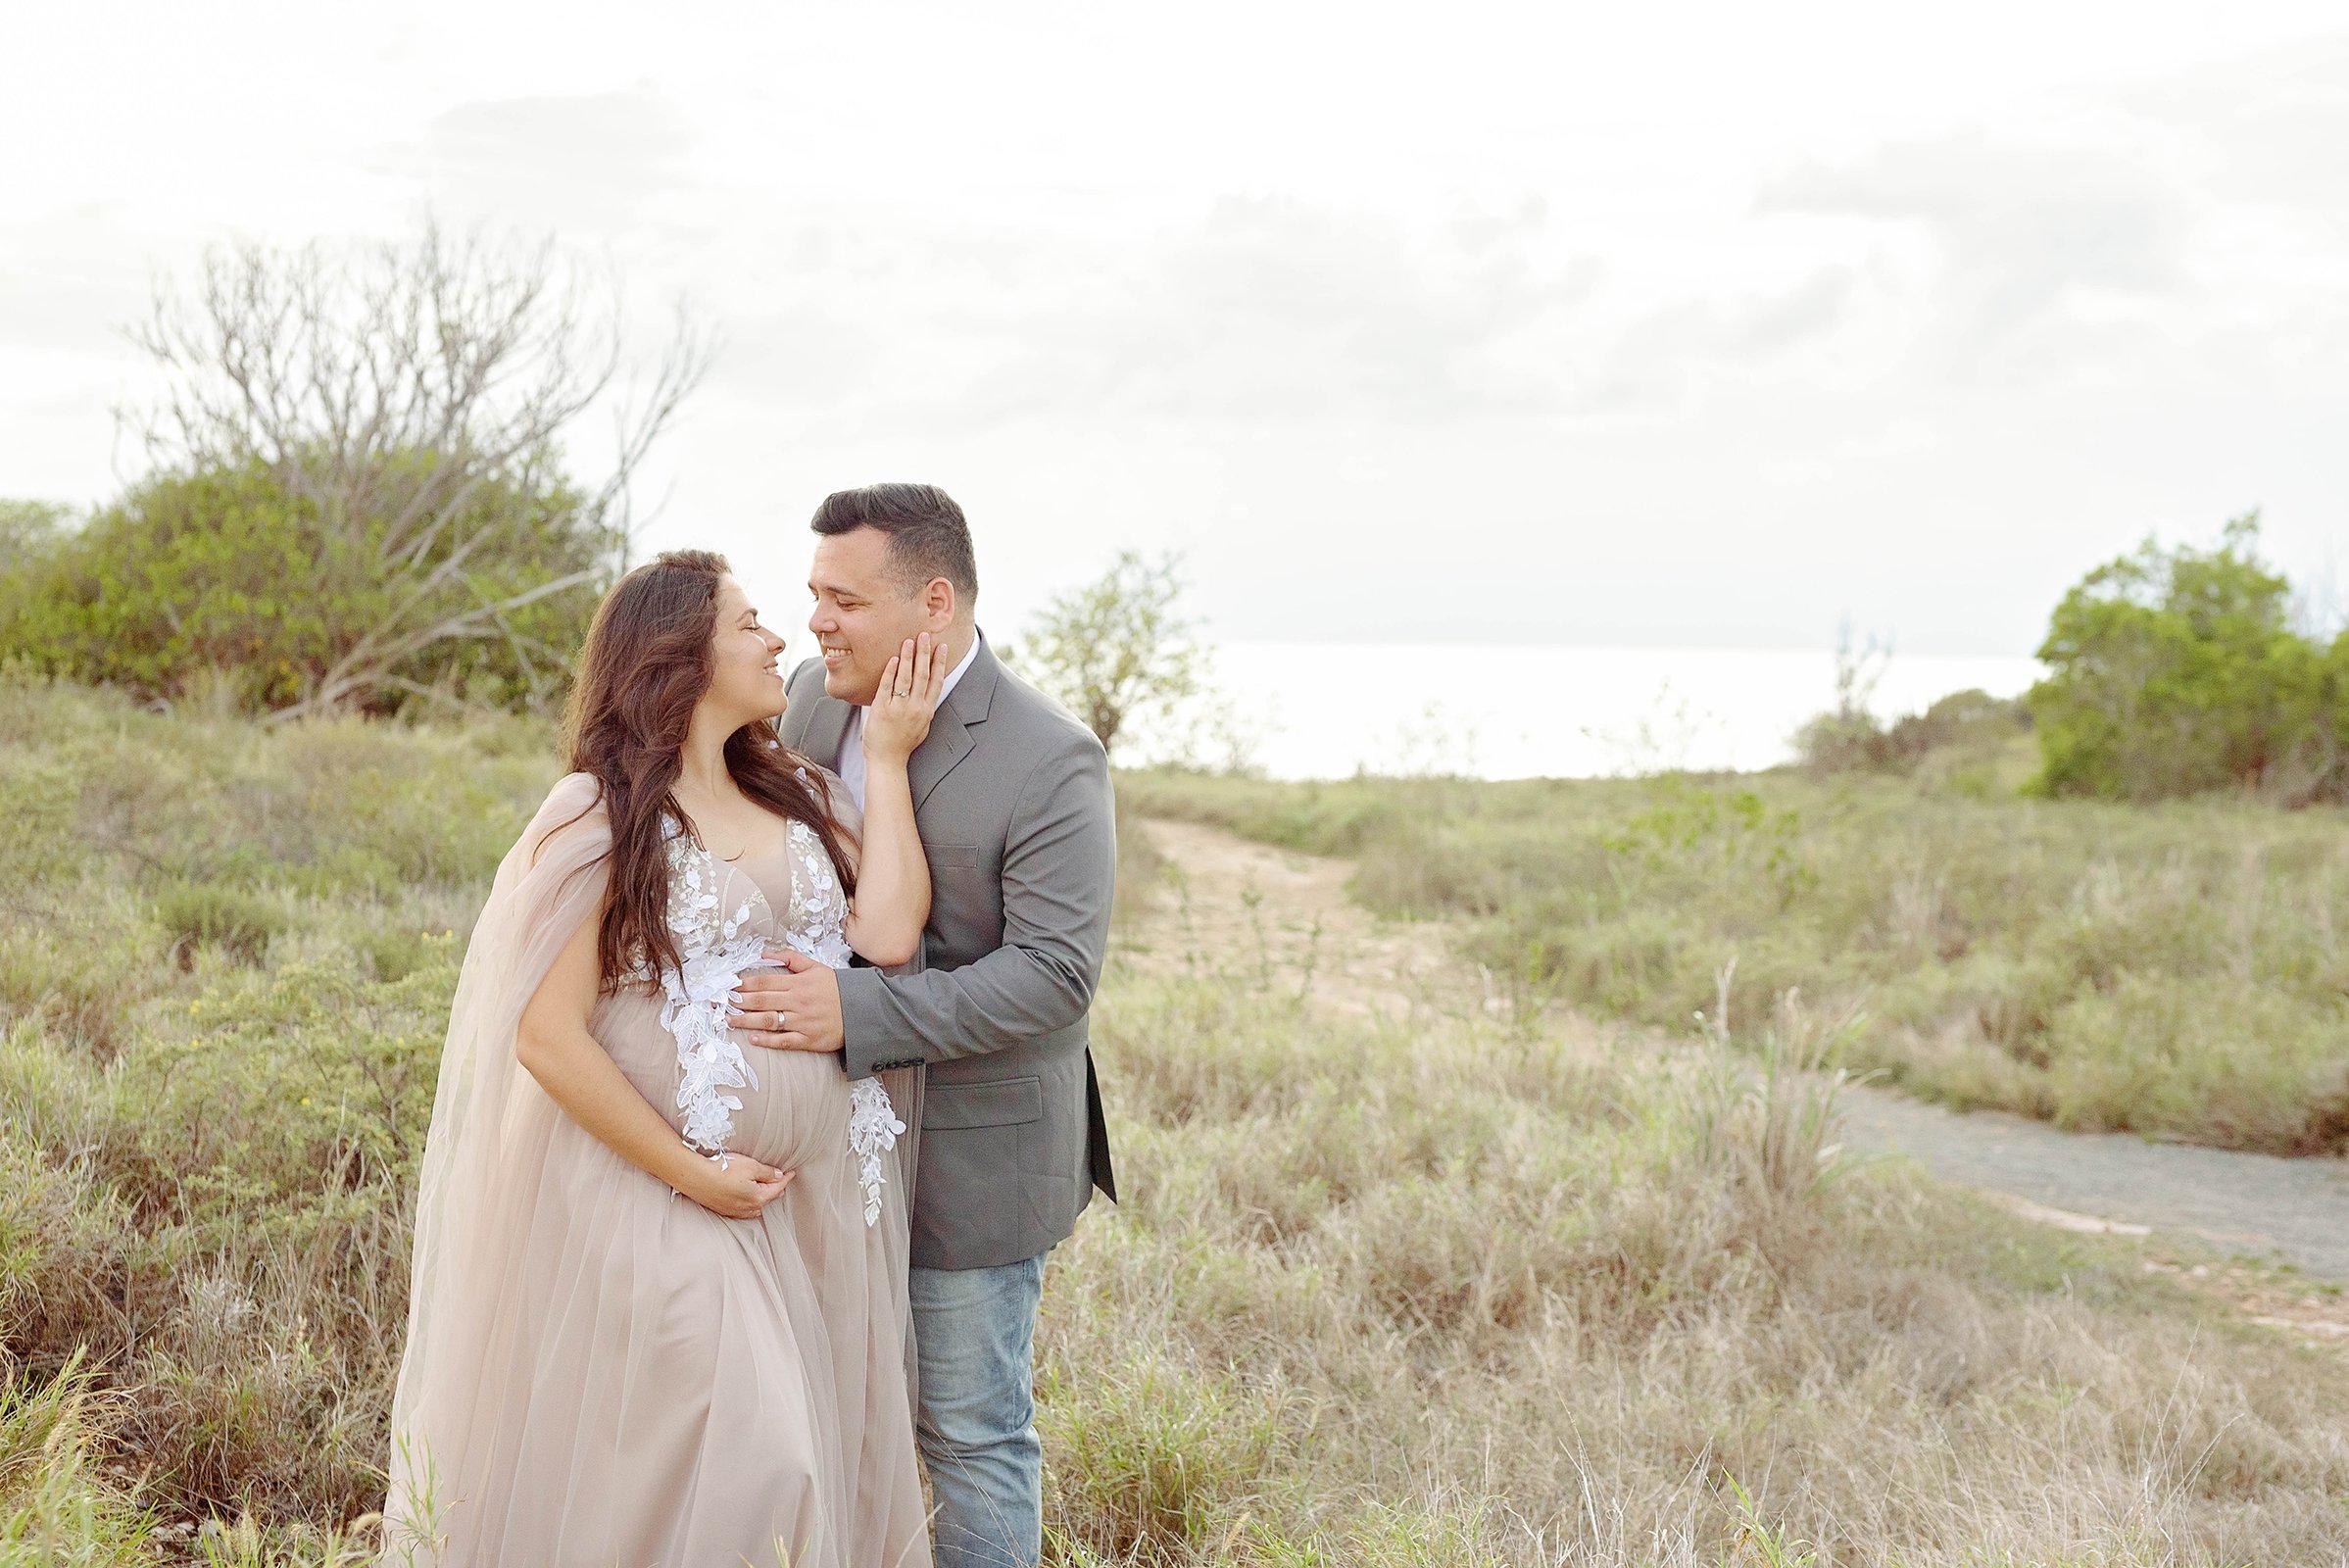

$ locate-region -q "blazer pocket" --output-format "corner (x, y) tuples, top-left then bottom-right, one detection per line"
(926, 844), (981, 869)
(924, 1075), (1043, 1130)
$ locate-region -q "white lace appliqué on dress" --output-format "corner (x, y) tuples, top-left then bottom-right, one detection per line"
(651, 829), (767, 1158)
(645, 810), (905, 1226)
(771, 804), (907, 1229)
(846, 1080), (906, 1227)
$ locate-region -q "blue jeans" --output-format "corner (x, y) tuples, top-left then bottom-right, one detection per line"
(908, 1251), (1048, 1568)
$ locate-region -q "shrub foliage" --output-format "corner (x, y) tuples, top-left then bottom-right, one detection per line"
(1017, 550), (1206, 760)
(2, 461), (607, 715)
(2030, 514), (2349, 804)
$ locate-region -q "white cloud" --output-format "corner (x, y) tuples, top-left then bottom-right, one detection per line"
(367, 91), (704, 231)
(1766, 129), (2193, 359)
(3, 4), (2346, 653)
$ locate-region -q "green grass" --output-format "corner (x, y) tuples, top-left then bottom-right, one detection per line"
(1114, 754), (2349, 1155)
(4, 676), (2349, 1563)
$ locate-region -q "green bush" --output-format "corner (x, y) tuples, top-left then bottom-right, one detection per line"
(112, 956), (454, 1246)
(1799, 687), (2032, 778)
(0, 461), (606, 719)
(2030, 514), (2348, 803)
(1, 466), (333, 710)
(152, 885), (286, 968)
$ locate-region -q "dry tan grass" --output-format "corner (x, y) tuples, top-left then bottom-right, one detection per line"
(1030, 820), (2349, 1565)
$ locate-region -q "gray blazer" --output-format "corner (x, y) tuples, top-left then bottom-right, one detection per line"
(778, 637), (1118, 1271)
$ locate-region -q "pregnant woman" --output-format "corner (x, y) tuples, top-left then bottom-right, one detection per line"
(384, 550), (946, 1567)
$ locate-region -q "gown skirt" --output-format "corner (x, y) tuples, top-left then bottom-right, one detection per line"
(387, 823), (930, 1568)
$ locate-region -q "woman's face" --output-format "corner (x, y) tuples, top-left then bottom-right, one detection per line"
(704, 575), (789, 725)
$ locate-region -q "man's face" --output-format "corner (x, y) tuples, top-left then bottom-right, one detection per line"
(807, 526), (942, 705)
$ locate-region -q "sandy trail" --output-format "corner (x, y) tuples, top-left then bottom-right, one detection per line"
(1128, 815), (2349, 1336)
(1118, 817), (1483, 1021)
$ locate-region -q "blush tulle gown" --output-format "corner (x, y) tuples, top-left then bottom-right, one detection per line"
(384, 771), (930, 1568)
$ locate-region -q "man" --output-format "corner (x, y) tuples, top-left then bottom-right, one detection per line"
(732, 482), (1117, 1568)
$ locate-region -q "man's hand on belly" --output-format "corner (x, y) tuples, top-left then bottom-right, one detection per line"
(730, 950), (845, 1054)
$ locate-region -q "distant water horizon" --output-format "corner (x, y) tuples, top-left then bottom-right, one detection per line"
(1174, 641), (2043, 782)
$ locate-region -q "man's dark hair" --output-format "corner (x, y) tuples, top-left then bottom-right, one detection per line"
(810, 482), (978, 602)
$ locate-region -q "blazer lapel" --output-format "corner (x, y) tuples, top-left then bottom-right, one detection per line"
(909, 720), (972, 811)
(909, 636), (1002, 810)
(795, 686), (856, 772)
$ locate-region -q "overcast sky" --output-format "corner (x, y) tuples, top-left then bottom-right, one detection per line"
(5, 1), (2345, 655)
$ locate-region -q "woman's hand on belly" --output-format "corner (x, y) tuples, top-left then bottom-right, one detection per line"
(673, 1150), (795, 1220)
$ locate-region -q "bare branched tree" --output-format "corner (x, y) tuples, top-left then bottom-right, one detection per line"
(1020, 550), (1205, 760)
(1793, 619), (1894, 774)
(125, 221), (711, 720)
(1829, 617), (1890, 723)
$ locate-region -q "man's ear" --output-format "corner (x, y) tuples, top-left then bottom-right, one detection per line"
(923, 577), (957, 630)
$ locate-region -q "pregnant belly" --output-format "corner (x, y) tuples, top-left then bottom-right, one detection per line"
(590, 991), (851, 1174)
(728, 1047), (853, 1172)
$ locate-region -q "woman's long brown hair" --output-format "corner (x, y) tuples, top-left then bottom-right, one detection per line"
(562, 549), (858, 990)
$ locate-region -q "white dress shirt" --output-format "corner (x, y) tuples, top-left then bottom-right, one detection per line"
(835, 634), (982, 812)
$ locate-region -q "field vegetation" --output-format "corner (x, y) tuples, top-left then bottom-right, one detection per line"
(5, 677), (2349, 1565)
(1116, 748), (2349, 1156)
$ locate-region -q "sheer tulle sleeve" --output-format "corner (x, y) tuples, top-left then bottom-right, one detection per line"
(799, 759), (863, 871)
(386, 772), (612, 1522)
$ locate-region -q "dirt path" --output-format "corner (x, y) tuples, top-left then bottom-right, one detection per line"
(1120, 817), (1481, 1020)
(1129, 817), (2349, 1332)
